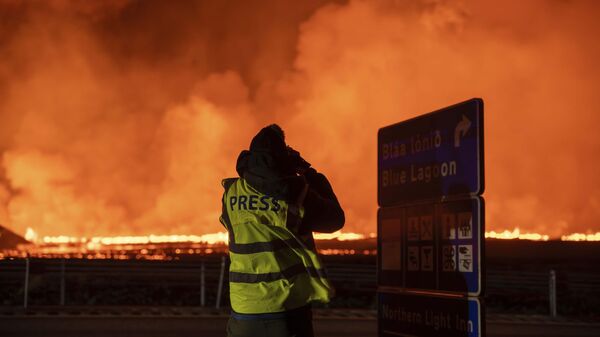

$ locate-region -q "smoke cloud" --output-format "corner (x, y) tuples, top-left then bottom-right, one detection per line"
(0, 0), (599, 238)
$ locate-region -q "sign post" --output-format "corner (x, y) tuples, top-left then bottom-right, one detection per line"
(377, 98), (485, 337)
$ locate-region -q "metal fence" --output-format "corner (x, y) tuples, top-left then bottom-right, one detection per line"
(1, 257), (228, 308)
(2, 257), (600, 316)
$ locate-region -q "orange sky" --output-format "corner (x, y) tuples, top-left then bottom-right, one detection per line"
(0, 0), (599, 238)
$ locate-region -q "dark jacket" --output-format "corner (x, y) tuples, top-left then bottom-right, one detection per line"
(233, 126), (344, 234)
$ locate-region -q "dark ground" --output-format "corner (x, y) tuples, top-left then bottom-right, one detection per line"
(1, 308), (599, 337)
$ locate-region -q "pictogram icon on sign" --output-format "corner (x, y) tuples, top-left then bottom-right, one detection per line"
(421, 246), (433, 271)
(458, 245), (473, 272)
(441, 213), (456, 240)
(454, 114), (472, 148)
(419, 216), (433, 241)
(407, 246), (419, 271)
(458, 212), (473, 239)
(407, 217), (420, 241)
(442, 245), (456, 272)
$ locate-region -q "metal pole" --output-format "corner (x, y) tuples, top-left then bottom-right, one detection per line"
(549, 269), (557, 317)
(24, 258), (30, 309)
(216, 256), (226, 309)
(200, 261), (205, 307)
(60, 258), (66, 306)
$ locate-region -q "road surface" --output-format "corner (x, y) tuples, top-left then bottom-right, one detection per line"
(1, 308), (598, 337)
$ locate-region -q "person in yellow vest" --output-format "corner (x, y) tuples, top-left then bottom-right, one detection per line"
(220, 124), (345, 337)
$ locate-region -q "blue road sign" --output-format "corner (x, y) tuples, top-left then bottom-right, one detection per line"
(379, 291), (484, 337)
(378, 196), (484, 296)
(378, 98), (484, 206)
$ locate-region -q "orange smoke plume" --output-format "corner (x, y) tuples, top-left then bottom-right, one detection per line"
(0, 0), (599, 239)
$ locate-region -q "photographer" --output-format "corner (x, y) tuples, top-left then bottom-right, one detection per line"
(220, 124), (345, 337)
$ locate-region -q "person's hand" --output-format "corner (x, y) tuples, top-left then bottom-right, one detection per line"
(287, 146), (311, 174)
(302, 167), (318, 177)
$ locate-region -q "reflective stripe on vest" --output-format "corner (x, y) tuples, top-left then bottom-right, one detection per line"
(221, 178), (333, 314)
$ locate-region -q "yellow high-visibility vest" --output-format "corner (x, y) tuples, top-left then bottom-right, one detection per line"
(220, 177), (333, 314)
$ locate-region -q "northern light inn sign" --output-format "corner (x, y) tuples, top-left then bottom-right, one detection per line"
(378, 98), (484, 206)
(379, 292), (483, 337)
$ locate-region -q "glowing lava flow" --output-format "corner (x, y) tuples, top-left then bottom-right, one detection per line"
(313, 231), (376, 241)
(30, 229), (372, 246)
(36, 232), (229, 245)
(22, 227), (600, 246)
(485, 228), (550, 241)
(3, 227), (599, 261)
(24, 227), (38, 242)
(1, 229), (376, 259)
(561, 232), (600, 241)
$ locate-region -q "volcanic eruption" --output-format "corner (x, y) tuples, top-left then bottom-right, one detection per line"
(0, 0), (599, 243)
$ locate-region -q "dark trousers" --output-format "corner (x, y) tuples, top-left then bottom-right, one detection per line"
(227, 307), (314, 337)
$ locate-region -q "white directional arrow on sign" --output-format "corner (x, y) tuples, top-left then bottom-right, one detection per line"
(454, 114), (471, 147)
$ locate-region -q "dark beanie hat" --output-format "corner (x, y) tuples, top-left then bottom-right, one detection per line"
(249, 124), (287, 154)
